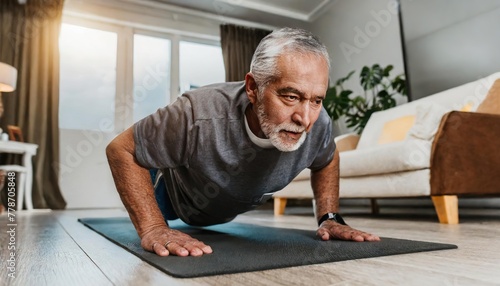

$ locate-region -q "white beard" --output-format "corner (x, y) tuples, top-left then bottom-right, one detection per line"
(255, 101), (307, 152)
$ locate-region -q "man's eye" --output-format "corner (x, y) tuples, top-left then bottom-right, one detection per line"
(284, 95), (298, 101)
(312, 99), (323, 106)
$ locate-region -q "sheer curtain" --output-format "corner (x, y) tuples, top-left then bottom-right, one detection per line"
(0, 0), (66, 209)
(220, 24), (271, 82)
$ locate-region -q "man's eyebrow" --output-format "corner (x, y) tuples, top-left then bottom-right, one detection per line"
(277, 86), (325, 100)
(277, 87), (325, 100)
(276, 87), (305, 97)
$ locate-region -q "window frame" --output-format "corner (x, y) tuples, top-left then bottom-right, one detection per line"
(178, 36), (224, 94)
(60, 15), (129, 133)
(60, 15), (224, 132)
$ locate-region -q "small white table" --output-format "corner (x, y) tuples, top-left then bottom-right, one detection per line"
(0, 140), (38, 210)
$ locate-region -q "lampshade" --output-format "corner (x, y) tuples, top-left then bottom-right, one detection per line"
(0, 62), (18, 92)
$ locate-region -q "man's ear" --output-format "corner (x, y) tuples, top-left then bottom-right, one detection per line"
(245, 72), (258, 105)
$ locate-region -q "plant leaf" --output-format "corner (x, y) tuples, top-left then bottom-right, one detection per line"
(391, 75), (407, 96)
(383, 65), (393, 77)
(335, 70), (355, 86)
(323, 86), (353, 121)
(360, 64), (383, 90)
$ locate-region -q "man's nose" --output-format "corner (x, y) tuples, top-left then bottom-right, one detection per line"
(292, 102), (311, 130)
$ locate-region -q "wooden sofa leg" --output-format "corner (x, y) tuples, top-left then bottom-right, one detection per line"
(274, 198), (287, 216)
(431, 195), (459, 224)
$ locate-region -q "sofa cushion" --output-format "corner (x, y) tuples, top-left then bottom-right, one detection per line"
(273, 179), (313, 198)
(407, 103), (450, 141)
(340, 169), (430, 198)
(335, 133), (360, 152)
(275, 169), (431, 199)
(292, 168), (310, 181)
(460, 103), (473, 112)
(377, 115), (415, 144)
(476, 78), (500, 114)
(340, 139), (432, 177)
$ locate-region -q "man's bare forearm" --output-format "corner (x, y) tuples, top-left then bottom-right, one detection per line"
(311, 149), (340, 222)
(313, 149), (380, 241)
(106, 127), (168, 237)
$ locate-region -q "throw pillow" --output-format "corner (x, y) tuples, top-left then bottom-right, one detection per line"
(407, 103), (451, 141)
(378, 115), (416, 144)
(476, 78), (500, 114)
(460, 103), (473, 112)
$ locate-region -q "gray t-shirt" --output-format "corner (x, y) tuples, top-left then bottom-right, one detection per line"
(134, 81), (336, 226)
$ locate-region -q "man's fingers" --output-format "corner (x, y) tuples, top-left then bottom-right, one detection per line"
(165, 242), (190, 256)
(317, 224), (381, 242)
(191, 241), (213, 254)
(168, 240), (213, 256)
(151, 242), (170, 256)
(317, 224), (353, 241)
(336, 229), (370, 241)
(182, 242), (205, 256)
(347, 230), (380, 242)
(364, 233), (381, 241)
(141, 226), (213, 257)
(316, 228), (330, 241)
(149, 239), (213, 257)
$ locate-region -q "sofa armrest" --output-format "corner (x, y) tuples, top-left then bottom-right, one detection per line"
(430, 111), (500, 196)
(334, 132), (360, 152)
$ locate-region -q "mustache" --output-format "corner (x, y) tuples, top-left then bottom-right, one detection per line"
(277, 123), (306, 133)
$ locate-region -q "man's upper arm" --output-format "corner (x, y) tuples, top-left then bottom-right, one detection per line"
(309, 109), (336, 171)
(133, 96), (194, 169)
(106, 127), (135, 160)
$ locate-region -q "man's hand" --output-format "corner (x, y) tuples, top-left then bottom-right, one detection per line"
(316, 220), (380, 242)
(141, 225), (213, 257)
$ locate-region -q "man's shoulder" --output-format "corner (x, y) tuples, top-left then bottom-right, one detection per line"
(313, 108), (333, 132)
(182, 81), (247, 120)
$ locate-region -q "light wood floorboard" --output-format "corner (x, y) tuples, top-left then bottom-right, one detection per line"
(1, 206), (500, 285)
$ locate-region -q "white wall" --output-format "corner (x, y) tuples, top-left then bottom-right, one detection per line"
(59, 129), (120, 208)
(401, 0), (500, 100)
(307, 0), (405, 95)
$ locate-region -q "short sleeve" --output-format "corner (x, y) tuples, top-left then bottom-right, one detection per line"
(308, 109), (336, 171)
(134, 96), (195, 169)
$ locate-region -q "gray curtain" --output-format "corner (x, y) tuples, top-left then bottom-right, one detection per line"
(0, 0), (66, 209)
(220, 24), (271, 82)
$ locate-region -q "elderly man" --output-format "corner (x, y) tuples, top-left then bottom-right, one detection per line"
(106, 27), (379, 257)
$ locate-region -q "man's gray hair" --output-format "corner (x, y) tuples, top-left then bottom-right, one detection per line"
(250, 27), (330, 92)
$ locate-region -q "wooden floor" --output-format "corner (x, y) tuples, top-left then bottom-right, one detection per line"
(1, 205), (500, 286)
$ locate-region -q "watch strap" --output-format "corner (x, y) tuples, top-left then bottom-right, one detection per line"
(318, 212), (347, 226)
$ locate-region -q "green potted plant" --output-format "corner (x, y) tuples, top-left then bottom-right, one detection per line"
(323, 64), (407, 134)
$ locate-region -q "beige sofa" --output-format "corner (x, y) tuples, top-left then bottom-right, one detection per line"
(273, 72), (500, 224)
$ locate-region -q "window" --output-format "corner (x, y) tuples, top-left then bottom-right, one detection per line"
(59, 24), (226, 130)
(179, 41), (225, 94)
(133, 34), (171, 122)
(59, 23), (117, 131)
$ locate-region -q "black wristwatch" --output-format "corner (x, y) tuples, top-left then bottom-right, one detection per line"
(318, 212), (347, 226)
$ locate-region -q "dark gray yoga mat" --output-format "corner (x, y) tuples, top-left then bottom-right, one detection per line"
(78, 217), (457, 278)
